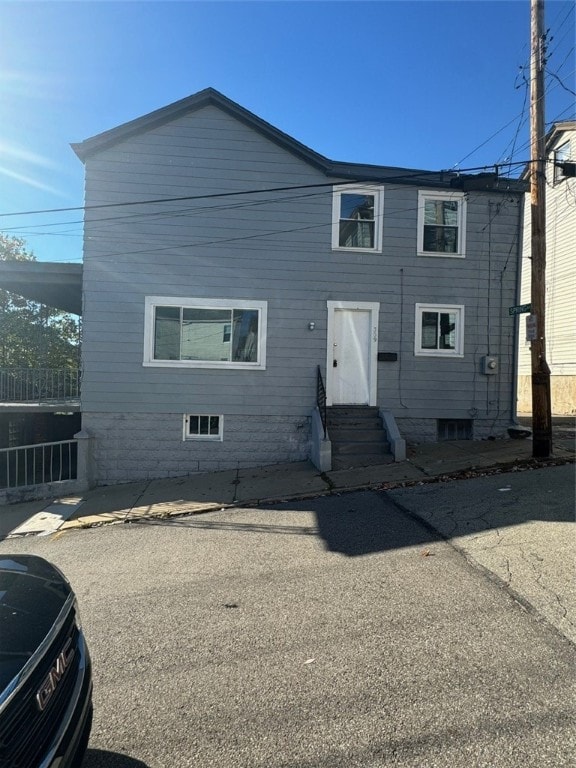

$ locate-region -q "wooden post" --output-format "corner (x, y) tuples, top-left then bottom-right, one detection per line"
(530, 0), (552, 457)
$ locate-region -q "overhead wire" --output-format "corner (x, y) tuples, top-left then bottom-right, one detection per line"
(500, 102), (576, 167)
(498, 64), (530, 171)
(3, 21), (572, 260)
(546, 69), (576, 97)
(544, 2), (575, 62)
(453, 2), (574, 172)
(14, 189), (525, 264)
(0, 164), (517, 221)
(8, 168), (532, 240)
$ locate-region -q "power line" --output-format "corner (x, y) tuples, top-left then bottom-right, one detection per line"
(0, 178), (423, 219)
(498, 70), (530, 169)
(0, 164), (522, 221)
(12, 193), (524, 264)
(545, 2), (575, 61)
(546, 69), (576, 97)
(0, 189), (332, 234)
(501, 104), (576, 166)
(454, 1), (574, 172)
(3, 167), (533, 243)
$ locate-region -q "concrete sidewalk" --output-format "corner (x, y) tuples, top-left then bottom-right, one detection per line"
(59, 422), (574, 529)
(1, 424), (573, 533)
(2, 422), (574, 644)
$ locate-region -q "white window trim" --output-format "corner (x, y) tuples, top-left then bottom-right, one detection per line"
(143, 296), (267, 369)
(183, 414), (223, 441)
(331, 184), (384, 252)
(414, 303), (465, 358)
(417, 190), (467, 258)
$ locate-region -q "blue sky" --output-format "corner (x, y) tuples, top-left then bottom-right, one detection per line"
(0, 0), (574, 263)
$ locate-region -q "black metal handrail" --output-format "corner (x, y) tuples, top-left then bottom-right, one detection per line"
(316, 365), (327, 439)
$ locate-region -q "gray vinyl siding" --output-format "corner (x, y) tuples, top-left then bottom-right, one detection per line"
(80, 104), (523, 477)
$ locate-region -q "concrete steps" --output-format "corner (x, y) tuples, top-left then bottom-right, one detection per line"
(327, 406), (393, 470)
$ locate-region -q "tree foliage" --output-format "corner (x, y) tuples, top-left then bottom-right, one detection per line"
(0, 234), (80, 369)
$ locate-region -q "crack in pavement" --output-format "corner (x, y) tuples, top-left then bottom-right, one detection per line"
(504, 557), (512, 584)
(518, 544), (573, 626)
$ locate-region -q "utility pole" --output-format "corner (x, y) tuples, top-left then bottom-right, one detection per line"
(529, 0), (552, 457)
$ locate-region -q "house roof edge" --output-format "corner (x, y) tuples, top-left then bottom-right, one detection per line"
(70, 87), (527, 193)
(71, 87), (332, 171)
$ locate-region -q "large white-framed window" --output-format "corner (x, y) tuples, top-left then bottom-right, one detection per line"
(415, 303), (464, 357)
(144, 297), (267, 369)
(417, 190), (467, 257)
(332, 185), (384, 252)
(183, 414), (223, 441)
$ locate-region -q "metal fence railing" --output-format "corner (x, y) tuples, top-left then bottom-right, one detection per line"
(0, 369), (80, 403)
(0, 440), (78, 490)
(316, 365), (327, 439)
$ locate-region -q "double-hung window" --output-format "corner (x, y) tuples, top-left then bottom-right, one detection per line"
(417, 191), (466, 257)
(332, 185), (384, 251)
(415, 303), (464, 357)
(144, 297), (267, 369)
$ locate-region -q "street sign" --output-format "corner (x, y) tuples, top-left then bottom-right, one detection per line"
(509, 303), (532, 316)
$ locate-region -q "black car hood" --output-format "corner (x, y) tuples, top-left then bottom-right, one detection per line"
(0, 555), (72, 692)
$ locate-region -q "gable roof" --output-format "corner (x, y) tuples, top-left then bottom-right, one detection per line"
(546, 120), (576, 151)
(71, 88), (331, 170)
(71, 87), (526, 193)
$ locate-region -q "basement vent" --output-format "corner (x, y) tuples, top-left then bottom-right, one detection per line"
(437, 419), (473, 441)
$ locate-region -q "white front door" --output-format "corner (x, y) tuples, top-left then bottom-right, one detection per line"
(327, 301), (379, 405)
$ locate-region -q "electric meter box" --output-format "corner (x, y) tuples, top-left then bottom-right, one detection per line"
(482, 356), (498, 375)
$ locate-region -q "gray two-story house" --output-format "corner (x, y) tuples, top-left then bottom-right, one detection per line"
(71, 88), (526, 484)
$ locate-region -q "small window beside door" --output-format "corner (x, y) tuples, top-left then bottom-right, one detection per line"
(415, 303), (464, 357)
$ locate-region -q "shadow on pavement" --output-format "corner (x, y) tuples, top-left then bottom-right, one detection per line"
(304, 491), (437, 556)
(385, 462), (575, 539)
(83, 750), (150, 768)
(132, 462), (574, 558)
(132, 490), (434, 557)
(133, 514), (317, 538)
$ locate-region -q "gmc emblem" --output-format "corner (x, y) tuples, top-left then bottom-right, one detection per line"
(36, 636), (75, 711)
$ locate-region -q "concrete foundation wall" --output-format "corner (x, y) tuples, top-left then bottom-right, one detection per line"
(396, 417), (511, 444)
(517, 375), (576, 415)
(83, 412), (310, 484)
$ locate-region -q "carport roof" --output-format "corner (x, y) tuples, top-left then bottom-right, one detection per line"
(0, 261), (82, 315)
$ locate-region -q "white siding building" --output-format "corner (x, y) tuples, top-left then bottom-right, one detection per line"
(518, 122), (576, 415)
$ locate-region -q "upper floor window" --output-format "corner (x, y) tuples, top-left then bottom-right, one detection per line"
(415, 303), (464, 357)
(418, 191), (467, 258)
(332, 185), (384, 251)
(553, 140), (571, 184)
(144, 297), (267, 369)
